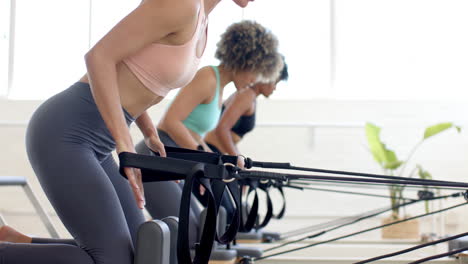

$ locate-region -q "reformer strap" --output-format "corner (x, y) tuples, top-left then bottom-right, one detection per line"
(163, 148), (241, 244)
(237, 179), (281, 232)
(119, 151), (198, 181)
(256, 181), (274, 229)
(178, 165), (216, 264)
(257, 180), (288, 224)
(163, 147), (241, 245)
(239, 179), (259, 232)
(211, 180), (241, 244)
(164, 146), (239, 165)
(274, 186), (286, 219)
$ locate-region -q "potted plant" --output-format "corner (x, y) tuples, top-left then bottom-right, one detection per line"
(365, 122), (461, 239)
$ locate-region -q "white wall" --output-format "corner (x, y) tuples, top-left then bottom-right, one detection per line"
(0, 99), (467, 238)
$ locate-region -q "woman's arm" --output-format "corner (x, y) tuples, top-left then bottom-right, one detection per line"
(135, 111), (166, 157)
(85, 1), (193, 208)
(159, 67), (217, 149)
(86, 1), (191, 153)
(215, 90), (256, 155)
(135, 111), (158, 139)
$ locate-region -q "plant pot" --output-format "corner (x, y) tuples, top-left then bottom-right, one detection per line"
(381, 216), (420, 239)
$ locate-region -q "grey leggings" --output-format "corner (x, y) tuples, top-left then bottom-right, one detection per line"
(136, 131), (201, 245)
(0, 82), (145, 264)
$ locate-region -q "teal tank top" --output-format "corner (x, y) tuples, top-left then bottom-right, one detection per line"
(182, 66), (221, 137)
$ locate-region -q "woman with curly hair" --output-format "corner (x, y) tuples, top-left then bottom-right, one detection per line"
(134, 20), (282, 245)
(140, 20), (282, 152)
(204, 55), (289, 156)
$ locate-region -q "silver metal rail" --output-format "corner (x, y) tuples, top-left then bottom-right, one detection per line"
(0, 176), (59, 238)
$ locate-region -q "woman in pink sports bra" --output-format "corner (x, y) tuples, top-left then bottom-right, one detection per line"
(0, 0), (256, 264)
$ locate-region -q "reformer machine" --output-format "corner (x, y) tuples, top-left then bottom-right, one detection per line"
(119, 146), (468, 264)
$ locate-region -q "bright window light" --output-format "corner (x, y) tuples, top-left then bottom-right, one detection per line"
(9, 0), (90, 99)
(5, 0), (468, 101)
(89, 0), (140, 47)
(334, 0), (468, 100)
(243, 0), (332, 100)
(0, 0), (10, 97)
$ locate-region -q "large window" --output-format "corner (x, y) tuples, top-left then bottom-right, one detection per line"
(89, 0), (140, 47)
(0, 0), (10, 97)
(3, 0), (468, 100)
(334, 0), (468, 100)
(243, 0), (331, 100)
(8, 0), (140, 100)
(9, 0), (90, 99)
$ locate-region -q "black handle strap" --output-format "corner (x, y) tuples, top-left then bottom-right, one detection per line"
(119, 148), (239, 183)
(238, 179), (280, 232)
(274, 186), (287, 219)
(178, 165), (217, 264)
(239, 179), (259, 232)
(118, 149), (242, 264)
(119, 152), (197, 181)
(256, 182), (274, 229)
(164, 146), (239, 165)
(170, 149), (242, 245)
(211, 180), (241, 244)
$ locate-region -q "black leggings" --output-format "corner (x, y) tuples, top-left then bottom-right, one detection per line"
(0, 82), (145, 264)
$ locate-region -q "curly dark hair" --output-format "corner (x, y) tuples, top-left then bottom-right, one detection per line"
(215, 20), (281, 81)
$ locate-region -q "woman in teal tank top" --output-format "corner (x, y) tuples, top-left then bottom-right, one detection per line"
(134, 21), (285, 236)
(177, 65), (222, 139)
(155, 20), (284, 152)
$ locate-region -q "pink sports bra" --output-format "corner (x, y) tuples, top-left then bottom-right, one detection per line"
(123, 0), (208, 97)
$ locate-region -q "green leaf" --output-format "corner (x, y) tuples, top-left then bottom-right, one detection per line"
(423, 123), (461, 140)
(365, 123), (385, 164)
(417, 165), (432, 180)
(365, 123), (403, 170)
(386, 160), (404, 170)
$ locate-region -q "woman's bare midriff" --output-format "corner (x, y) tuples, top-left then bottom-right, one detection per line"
(79, 62), (164, 119)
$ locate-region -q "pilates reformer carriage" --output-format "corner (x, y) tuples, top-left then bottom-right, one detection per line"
(118, 146), (468, 264)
